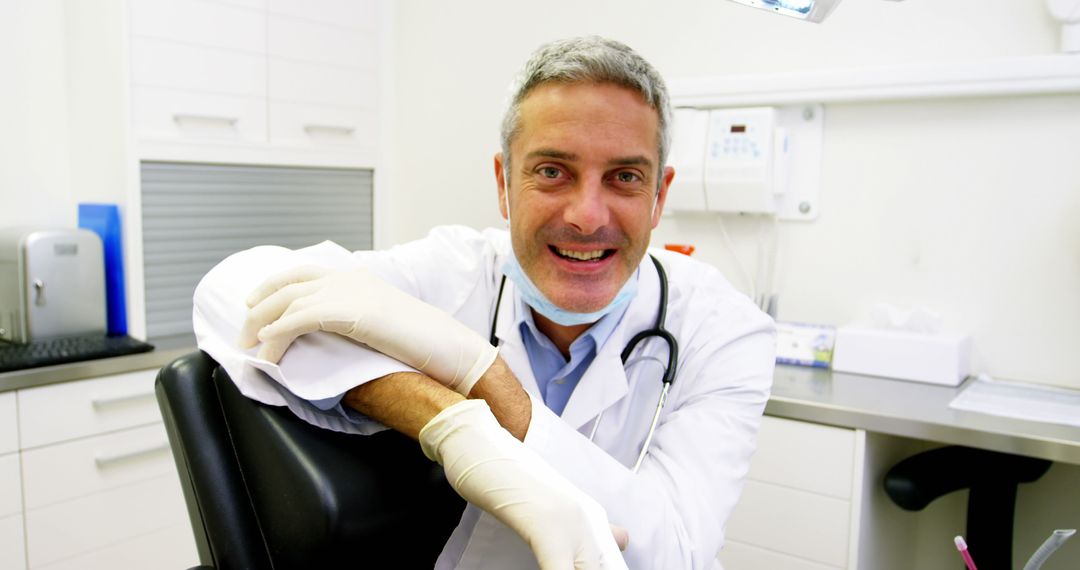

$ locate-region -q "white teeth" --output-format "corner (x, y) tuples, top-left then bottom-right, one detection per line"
(556, 248), (605, 261)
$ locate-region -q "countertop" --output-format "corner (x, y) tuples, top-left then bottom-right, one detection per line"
(0, 334), (195, 392)
(4, 345), (1079, 466)
(769, 365), (1080, 465)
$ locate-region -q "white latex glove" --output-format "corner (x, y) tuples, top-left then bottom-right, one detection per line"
(238, 265), (498, 396)
(420, 399), (628, 570)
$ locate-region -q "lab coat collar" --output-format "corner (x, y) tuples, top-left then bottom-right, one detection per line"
(495, 254), (662, 431)
(493, 280), (542, 400)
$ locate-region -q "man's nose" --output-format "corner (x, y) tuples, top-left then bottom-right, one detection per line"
(563, 175), (610, 235)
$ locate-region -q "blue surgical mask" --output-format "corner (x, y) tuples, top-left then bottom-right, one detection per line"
(501, 251), (639, 326)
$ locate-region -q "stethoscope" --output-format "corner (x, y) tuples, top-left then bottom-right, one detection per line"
(488, 254), (678, 473)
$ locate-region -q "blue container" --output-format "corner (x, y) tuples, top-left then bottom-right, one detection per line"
(78, 203), (128, 336)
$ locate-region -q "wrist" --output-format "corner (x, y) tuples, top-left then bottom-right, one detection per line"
(467, 356), (531, 441)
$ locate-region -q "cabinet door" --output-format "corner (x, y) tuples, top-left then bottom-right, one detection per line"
(18, 369), (160, 449)
(0, 453), (21, 518)
(0, 392), (16, 454)
(721, 541), (837, 570)
(22, 424), (173, 509)
(23, 523), (196, 570)
(132, 85), (268, 143)
(268, 58), (376, 108)
(129, 0), (269, 144)
(267, 13), (375, 68)
(130, 0), (266, 53)
(725, 479), (851, 568)
(718, 416), (862, 570)
(0, 514), (26, 570)
(24, 466), (191, 567)
(268, 101), (377, 151)
(265, 11), (378, 151)
(750, 415), (857, 499)
(131, 37), (266, 98)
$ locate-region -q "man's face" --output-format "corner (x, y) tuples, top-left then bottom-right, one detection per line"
(495, 82), (674, 314)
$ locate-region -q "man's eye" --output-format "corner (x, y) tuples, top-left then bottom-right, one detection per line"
(615, 171), (641, 184)
(539, 167), (562, 179)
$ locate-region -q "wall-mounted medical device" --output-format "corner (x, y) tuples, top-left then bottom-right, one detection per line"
(1046, 0), (1080, 52)
(705, 107), (789, 214)
(666, 104), (824, 220)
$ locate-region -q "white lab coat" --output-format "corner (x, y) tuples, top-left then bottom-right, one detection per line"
(192, 225), (775, 569)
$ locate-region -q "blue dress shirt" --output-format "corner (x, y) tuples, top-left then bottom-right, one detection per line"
(514, 294), (628, 416)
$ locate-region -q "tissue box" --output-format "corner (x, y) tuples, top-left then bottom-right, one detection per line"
(831, 326), (971, 386)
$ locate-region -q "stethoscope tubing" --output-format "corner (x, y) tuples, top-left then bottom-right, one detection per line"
(490, 254), (678, 474)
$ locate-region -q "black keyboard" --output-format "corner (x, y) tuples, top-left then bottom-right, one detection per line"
(0, 334), (155, 373)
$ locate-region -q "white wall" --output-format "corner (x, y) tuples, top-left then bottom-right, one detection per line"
(0, 0), (131, 231)
(388, 0), (1080, 391)
(0, 0), (73, 230)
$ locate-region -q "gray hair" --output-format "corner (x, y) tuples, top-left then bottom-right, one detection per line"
(500, 36), (672, 188)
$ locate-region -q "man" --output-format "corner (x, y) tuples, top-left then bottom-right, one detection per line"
(194, 36), (775, 569)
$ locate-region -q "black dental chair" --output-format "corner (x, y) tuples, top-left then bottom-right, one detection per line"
(155, 351), (465, 569)
(884, 445), (1051, 570)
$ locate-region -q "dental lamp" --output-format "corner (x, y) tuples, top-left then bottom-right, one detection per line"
(727, 0), (843, 23)
(728, 0), (903, 24)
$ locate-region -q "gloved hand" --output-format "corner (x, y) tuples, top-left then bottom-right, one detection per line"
(238, 265), (498, 396)
(420, 399), (628, 570)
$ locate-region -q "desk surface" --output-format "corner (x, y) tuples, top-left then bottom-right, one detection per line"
(0, 335), (194, 392)
(768, 365), (1080, 465)
(3, 348), (1079, 465)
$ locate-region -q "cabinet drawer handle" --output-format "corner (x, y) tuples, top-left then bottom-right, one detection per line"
(173, 113), (239, 127)
(303, 124), (355, 136)
(91, 390), (156, 410)
(95, 441), (170, 468)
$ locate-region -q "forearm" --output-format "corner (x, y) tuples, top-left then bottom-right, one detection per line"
(343, 372), (463, 440)
(343, 356), (532, 442)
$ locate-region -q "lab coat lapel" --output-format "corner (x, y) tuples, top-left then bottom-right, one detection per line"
(559, 255), (661, 431)
(492, 280), (541, 400)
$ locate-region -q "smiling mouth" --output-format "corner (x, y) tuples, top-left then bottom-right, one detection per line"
(550, 246), (616, 262)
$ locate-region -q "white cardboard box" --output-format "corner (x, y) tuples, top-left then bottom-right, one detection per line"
(831, 327), (971, 386)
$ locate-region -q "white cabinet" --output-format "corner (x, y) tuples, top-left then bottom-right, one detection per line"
(18, 369), (162, 449)
(129, 0), (381, 165)
(129, 0), (269, 146)
(0, 454), (22, 520)
(0, 514), (26, 570)
(0, 392), (24, 570)
(8, 370), (197, 570)
(719, 416), (866, 569)
(0, 392), (17, 455)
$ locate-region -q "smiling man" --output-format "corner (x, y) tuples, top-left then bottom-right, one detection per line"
(496, 79), (674, 352)
(194, 36), (775, 569)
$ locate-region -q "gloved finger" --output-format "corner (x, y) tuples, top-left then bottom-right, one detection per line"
(245, 264), (330, 308)
(609, 524), (629, 552)
(254, 308), (325, 363)
(238, 280), (321, 348)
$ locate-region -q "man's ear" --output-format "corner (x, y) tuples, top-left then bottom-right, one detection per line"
(495, 152), (508, 221)
(651, 165), (675, 228)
